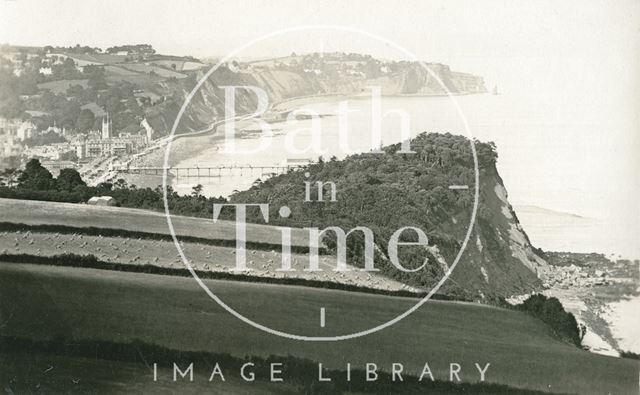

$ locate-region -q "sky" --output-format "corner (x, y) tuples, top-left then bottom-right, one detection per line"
(1, 0), (638, 98)
(0, 1), (637, 76)
(1, 0), (639, 254)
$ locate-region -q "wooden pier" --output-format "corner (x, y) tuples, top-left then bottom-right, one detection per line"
(115, 164), (305, 178)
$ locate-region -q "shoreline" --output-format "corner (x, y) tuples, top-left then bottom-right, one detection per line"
(603, 291), (640, 354)
(544, 255), (639, 357)
(508, 251), (639, 358)
(111, 92), (639, 358)
(127, 91), (489, 172)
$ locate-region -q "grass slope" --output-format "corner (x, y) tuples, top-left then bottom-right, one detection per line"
(0, 253), (426, 299)
(0, 337), (553, 394)
(1, 350), (301, 394)
(0, 263), (637, 394)
(0, 198), (310, 248)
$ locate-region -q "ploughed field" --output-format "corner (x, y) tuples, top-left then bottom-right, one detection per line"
(0, 263), (637, 394)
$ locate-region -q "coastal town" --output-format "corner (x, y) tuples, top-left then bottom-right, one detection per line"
(0, 43), (490, 189)
(1, 112), (152, 181)
(0, 44), (209, 184)
(1, 1), (638, 393)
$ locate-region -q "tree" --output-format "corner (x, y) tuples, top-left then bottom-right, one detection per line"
(517, 294), (583, 346)
(191, 184), (203, 197)
(17, 159), (54, 190)
(76, 108), (95, 131)
(113, 178), (128, 189)
(105, 44), (155, 56)
(0, 95), (26, 119)
(23, 130), (66, 147)
(86, 66), (107, 90)
(96, 182), (113, 191)
(56, 168), (85, 191)
(1, 168), (20, 187)
(53, 58), (80, 80)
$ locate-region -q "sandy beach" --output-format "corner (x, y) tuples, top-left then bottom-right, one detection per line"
(604, 294), (640, 354)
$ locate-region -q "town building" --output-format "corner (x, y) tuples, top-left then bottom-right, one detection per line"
(0, 135), (23, 157)
(101, 114), (112, 139)
(17, 121), (37, 141)
(75, 142), (86, 160)
(86, 139), (128, 157)
(23, 142), (74, 161)
(0, 117), (22, 136)
(83, 113), (148, 158)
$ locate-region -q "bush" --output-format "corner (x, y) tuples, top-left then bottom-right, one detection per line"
(620, 351), (640, 360)
(515, 294), (585, 347)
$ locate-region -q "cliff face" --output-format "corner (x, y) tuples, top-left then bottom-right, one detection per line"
(227, 133), (546, 300)
(451, 169), (547, 298)
(397, 64), (487, 95)
(145, 60), (486, 136)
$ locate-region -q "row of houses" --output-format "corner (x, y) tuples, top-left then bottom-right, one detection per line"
(0, 113), (155, 165)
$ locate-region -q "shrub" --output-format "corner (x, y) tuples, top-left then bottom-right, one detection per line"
(620, 351), (640, 360)
(515, 294), (585, 347)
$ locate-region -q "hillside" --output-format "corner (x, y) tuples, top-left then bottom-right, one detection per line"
(0, 198), (417, 293)
(0, 197), (310, 247)
(0, 131), (545, 299)
(229, 133), (547, 300)
(1, 47), (486, 147)
(0, 263), (637, 394)
(142, 53), (487, 136)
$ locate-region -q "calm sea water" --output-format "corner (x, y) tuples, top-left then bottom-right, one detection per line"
(173, 92), (639, 259)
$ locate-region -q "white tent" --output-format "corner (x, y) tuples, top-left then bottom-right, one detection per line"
(87, 196), (117, 206)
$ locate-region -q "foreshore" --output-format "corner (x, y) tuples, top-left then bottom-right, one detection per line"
(119, 94), (333, 178)
(509, 253), (640, 357)
(127, 90), (487, 174)
(603, 295), (640, 354)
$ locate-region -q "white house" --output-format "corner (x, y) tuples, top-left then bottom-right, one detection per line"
(16, 121), (37, 141)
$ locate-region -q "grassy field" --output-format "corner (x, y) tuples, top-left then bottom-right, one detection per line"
(0, 196), (416, 291)
(0, 263), (637, 394)
(1, 350), (301, 394)
(104, 66), (164, 86)
(0, 337), (555, 395)
(0, 198), (311, 247)
(0, 228), (415, 291)
(37, 79), (89, 93)
(120, 63), (188, 79)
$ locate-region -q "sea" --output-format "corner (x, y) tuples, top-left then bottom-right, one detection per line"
(169, 91), (639, 352)
(172, 92), (639, 257)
